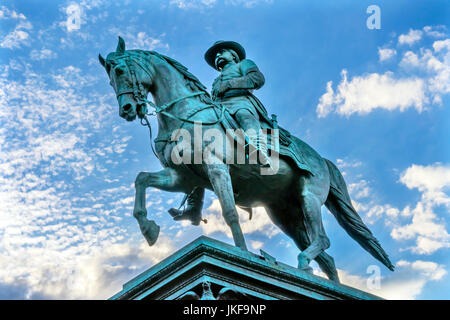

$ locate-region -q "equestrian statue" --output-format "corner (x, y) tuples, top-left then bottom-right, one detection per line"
(99, 37), (394, 282)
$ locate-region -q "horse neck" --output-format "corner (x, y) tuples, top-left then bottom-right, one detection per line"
(150, 57), (192, 109)
(149, 56), (205, 137)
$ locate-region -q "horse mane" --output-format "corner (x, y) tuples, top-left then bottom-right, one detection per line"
(130, 50), (210, 98)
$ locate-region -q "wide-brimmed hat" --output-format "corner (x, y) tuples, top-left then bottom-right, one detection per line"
(204, 40), (246, 69)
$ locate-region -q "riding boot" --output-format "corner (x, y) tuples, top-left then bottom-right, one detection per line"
(247, 134), (271, 167)
(168, 187), (206, 226)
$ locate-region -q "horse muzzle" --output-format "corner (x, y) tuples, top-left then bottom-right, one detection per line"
(118, 95), (138, 121)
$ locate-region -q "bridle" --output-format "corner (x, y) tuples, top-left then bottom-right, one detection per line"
(114, 55), (154, 117)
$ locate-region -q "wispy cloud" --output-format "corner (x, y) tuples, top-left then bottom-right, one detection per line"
(169, 0), (272, 10)
(200, 199), (280, 239)
(0, 5), (26, 20)
(390, 163), (450, 254)
(0, 55), (150, 298)
(344, 161), (450, 255)
(170, 0), (217, 10)
(398, 29), (423, 46)
(378, 48), (397, 62)
(315, 259), (447, 300)
(108, 27), (169, 51)
(0, 17), (32, 49)
(30, 48), (57, 60)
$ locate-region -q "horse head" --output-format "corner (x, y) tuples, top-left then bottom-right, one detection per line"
(99, 37), (154, 121)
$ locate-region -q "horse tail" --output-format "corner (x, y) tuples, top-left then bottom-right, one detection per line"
(324, 158), (395, 271)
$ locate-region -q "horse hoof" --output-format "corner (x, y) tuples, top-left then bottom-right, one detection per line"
(297, 254), (313, 273)
(329, 275), (340, 283)
(298, 265), (314, 274)
(141, 219), (160, 246)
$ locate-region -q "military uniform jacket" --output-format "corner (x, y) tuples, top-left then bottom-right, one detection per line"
(211, 59), (269, 120)
(211, 59), (315, 175)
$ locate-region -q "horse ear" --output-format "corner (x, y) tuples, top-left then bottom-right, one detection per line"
(98, 54), (106, 67)
(116, 36), (125, 54)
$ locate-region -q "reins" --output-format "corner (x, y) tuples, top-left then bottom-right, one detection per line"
(117, 53), (226, 159)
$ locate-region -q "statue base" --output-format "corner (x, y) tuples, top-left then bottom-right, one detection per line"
(109, 236), (381, 300)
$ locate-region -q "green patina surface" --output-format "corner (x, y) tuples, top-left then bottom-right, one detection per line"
(99, 38), (394, 285)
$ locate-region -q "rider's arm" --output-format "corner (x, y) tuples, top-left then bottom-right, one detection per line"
(226, 59), (265, 90)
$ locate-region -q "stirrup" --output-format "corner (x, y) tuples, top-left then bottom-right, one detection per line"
(168, 194), (207, 226)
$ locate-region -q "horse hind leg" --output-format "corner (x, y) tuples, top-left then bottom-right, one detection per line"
(315, 251), (339, 282)
(266, 203), (339, 282)
(294, 220), (339, 281)
(296, 176), (331, 272)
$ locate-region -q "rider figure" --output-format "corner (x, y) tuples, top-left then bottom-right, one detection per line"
(169, 40), (271, 225)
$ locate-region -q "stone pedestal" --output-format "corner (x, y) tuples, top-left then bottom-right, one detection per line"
(110, 236), (381, 300)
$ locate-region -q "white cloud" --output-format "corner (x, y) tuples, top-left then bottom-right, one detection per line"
(317, 69), (426, 117)
(348, 179), (371, 199)
(400, 163), (450, 194)
(413, 236), (450, 255)
(390, 201), (450, 251)
(108, 27), (169, 51)
(335, 158), (363, 172)
(129, 32), (169, 50)
(378, 48), (397, 61)
(170, 0), (217, 9)
(356, 163), (450, 255)
(0, 29), (29, 49)
(314, 259), (447, 299)
(200, 199), (280, 239)
(0, 5), (26, 20)
(0, 235), (176, 299)
(30, 48), (57, 60)
(365, 204), (400, 224)
(0, 58), (151, 298)
(250, 240), (264, 250)
(226, 0), (273, 8)
(317, 28), (449, 118)
(423, 25), (447, 38)
(398, 29), (423, 46)
(399, 44), (450, 102)
(397, 260), (447, 281)
(334, 159), (450, 256)
(169, 0), (272, 9)
(389, 163), (450, 254)
(433, 38), (450, 52)
(0, 20), (33, 49)
(316, 81), (335, 118)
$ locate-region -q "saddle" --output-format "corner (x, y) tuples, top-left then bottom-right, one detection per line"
(219, 108), (315, 176)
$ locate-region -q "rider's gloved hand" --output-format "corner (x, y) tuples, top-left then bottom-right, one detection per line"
(212, 80), (230, 98)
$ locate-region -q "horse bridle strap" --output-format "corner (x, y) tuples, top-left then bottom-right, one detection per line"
(142, 91), (206, 117)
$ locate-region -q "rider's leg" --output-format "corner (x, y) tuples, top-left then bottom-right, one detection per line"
(234, 109), (271, 166)
(168, 187), (206, 225)
(168, 109), (269, 224)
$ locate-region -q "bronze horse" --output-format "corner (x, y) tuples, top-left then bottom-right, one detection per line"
(99, 37), (394, 282)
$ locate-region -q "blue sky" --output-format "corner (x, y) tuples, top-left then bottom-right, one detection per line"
(0, 0), (449, 299)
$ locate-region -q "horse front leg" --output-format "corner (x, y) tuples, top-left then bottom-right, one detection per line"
(133, 167), (184, 246)
(205, 163), (247, 251)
